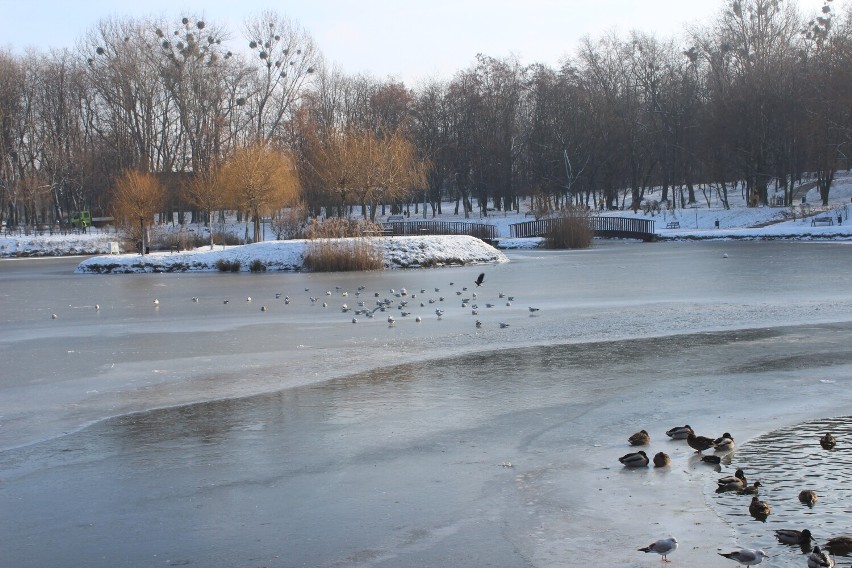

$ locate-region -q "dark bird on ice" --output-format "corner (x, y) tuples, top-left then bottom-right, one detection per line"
(619, 450), (649, 468)
(687, 432), (715, 453)
(628, 430), (651, 446)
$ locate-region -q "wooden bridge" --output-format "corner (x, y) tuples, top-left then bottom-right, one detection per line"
(509, 216), (657, 242)
(381, 220), (498, 241)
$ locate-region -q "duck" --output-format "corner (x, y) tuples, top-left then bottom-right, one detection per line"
(738, 481), (761, 495)
(687, 432), (715, 453)
(820, 432), (836, 450)
(775, 528), (815, 546)
(824, 536), (852, 556)
(653, 451), (670, 467)
(807, 546), (835, 568)
(701, 454), (722, 465)
(665, 424), (693, 440)
(714, 433), (736, 452)
(619, 450), (649, 468)
(717, 468), (747, 491)
(799, 489), (818, 507)
(749, 495), (771, 520)
(628, 429), (651, 446)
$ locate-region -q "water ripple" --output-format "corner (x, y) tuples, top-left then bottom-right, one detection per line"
(707, 416), (852, 566)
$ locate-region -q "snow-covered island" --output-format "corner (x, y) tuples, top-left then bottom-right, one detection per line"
(74, 235), (510, 274)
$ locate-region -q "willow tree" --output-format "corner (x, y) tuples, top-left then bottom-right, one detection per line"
(181, 168), (227, 248)
(111, 169), (166, 255)
(220, 142), (301, 242)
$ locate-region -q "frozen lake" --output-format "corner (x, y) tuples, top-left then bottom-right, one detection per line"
(1, 241), (851, 567)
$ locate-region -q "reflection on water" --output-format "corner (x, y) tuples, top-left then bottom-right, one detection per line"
(707, 416), (852, 566)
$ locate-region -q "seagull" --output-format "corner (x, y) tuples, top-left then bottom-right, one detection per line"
(191, 297), (198, 303)
(499, 322), (510, 328)
(223, 300), (230, 304)
(95, 304), (100, 310)
(638, 537), (678, 562)
(51, 313), (58, 319)
(666, 425), (693, 440)
(153, 298), (159, 305)
(528, 306), (540, 313)
(474, 273), (485, 287)
(435, 309), (444, 319)
(260, 306), (267, 312)
(246, 296), (251, 302)
(807, 546), (835, 568)
(718, 548), (768, 566)
(475, 320), (482, 328)
(415, 315), (422, 323)
(619, 450), (649, 467)
(351, 318), (357, 324)
(774, 528), (814, 546)
(387, 315), (395, 326)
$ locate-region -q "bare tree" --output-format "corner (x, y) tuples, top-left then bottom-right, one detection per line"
(242, 11), (319, 142)
(112, 169), (166, 254)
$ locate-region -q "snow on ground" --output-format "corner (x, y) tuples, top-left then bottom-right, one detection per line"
(4, 171), (852, 269)
(74, 235), (509, 274)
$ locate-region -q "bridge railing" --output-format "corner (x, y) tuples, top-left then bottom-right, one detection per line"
(509, 216), (656, 240)
(381, 220), (498, 240)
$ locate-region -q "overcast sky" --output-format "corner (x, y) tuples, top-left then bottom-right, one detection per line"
(0, 0), (833, 84)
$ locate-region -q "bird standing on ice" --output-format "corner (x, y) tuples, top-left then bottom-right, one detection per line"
(638, 537), (678, 562)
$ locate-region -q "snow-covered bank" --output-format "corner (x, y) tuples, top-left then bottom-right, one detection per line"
(74, 235), (509, 274)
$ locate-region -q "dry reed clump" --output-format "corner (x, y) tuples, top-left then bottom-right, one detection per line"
(544, 207), (594, 249)
(303, 217), (383, 239)
(303, 239), (384, 272)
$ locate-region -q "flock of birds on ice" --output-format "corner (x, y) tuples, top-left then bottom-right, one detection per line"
(624, 427), (849, 566)
(50, 272), (545, 330)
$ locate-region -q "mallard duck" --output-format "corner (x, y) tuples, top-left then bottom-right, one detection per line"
(619, 450), (649, 467)
(820, 433), (836, 450)
(714, 433), (736, 452)
(799, 490), (818, 507)
(665, 425), (693, 440)
(824, 536), (852, 556)
(653, 451), (671, 467)
(718, 548), (769, 566)
(687, 432), (715, 453)
(717, 468), (747, 491)
(701, 454), (722, 464)
(775, 528), (815, 546)
(738, 481), (761, 495)
(638, 537), (678, 562)
(808, 546), (835, 568)
(628, 429), (651, 446)
(749, 496), (771, 520)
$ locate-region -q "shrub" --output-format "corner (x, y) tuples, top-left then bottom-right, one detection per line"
(544, 207), (594, 249)
(215, 258), (242, 272)
(303, 217), (383, 239)
(303, 238), (383, 272)
(249, 259), (266, 272)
